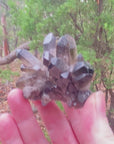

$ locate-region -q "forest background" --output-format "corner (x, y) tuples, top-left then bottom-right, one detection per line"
(0, 0), (114, 132)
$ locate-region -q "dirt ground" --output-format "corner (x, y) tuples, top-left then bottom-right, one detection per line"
(0, 60), (114, 134)
(0, 60), (20, 113)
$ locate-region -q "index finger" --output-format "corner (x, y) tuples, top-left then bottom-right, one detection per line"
(8, 89), (48, 144)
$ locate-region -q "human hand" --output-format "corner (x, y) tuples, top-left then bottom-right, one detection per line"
(0, 89), (114, 144)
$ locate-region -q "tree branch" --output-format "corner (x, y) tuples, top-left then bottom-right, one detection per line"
(0, 41), (31, 65)
(69, 13), (83, 34)
(79, 10), (84, 33)
(0, 1), (9, 10)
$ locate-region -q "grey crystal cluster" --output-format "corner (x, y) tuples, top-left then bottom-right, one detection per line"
(16, 33), (94, 108)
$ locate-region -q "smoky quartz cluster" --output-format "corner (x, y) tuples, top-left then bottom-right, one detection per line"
(16, 33), (94, 108)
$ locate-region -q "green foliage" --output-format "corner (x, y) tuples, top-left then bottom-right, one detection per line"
(56, 101), (64, 111)
(77, 45), (96, 65)
(43, 130), (51, 143)
(0, 69), (19, 83)
(1, 0), (113, 97)
(110, 108), (114, 114)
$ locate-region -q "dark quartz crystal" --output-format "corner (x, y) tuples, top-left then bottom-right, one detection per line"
(43, 33), (56, 67)
(56, 34), (77, 65)
(16, 33), (94, 108)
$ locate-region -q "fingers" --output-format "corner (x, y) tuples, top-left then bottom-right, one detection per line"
(2, 88), (113, 144)
(8, 89), (48, 144)
(0, 113), (23, 144)
(8, 89), (78, 144)
(64, 91), (114, 144)
(34, 101), (79, 144)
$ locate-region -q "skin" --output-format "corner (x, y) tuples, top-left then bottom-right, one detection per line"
(0, 89), (114, 144)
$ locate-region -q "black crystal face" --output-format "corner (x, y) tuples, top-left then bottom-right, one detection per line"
(16, 33), (94, 108)
(71, 54), (94, 90)
(72, 61), (94, 81)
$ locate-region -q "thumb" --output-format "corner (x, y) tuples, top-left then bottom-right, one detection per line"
(64, 91), (114, 144)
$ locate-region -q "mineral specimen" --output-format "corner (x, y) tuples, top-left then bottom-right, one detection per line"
(16, 33), (94, 108)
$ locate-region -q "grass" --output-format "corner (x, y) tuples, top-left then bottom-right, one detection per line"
(110, 108), (114, 114)
(56, 101), (64, 112)
(43, 130), (52, 144)
(0, 69), (19, 83)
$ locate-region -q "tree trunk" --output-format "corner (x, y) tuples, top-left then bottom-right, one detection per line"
(0, 47), (2, 57)
(1, 15), (10, 56)
(108, 91), (114, 132)
(93, 0), (104, 58)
